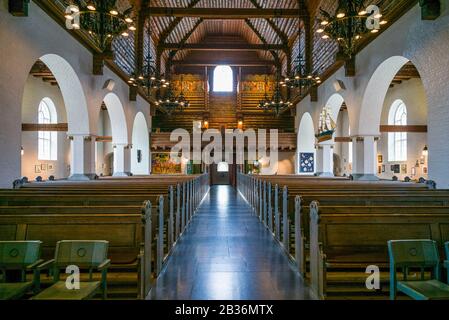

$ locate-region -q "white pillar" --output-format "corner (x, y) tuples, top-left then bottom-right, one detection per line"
(352, 136), (379, 181)
(113, 143), (131, 176)
(316, 141), (334, 177)
(68, 134), (90, 180)
(124, 144), (132, 175)
(84, 136), (96, 179)
(352, 137), (364, 178)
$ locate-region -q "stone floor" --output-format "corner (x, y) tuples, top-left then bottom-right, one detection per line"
(148, 185), (312, 300)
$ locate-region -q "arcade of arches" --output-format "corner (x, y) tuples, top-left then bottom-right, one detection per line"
(1, 0), (449, 301)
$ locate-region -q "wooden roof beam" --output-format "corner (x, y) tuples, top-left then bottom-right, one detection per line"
(245, 19), (281, 67)
(247, 0), (290, 46)
(160, 43), (286, 51)
(171, 61), (276, 67)
(157, 0), (201, 45)
(166, 18), (204, 69)
(147, 7), (302, 19)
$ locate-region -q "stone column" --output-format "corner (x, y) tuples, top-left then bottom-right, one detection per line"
(84, 135), (97, 179)
(68, 134), (92, 180)
(113, 143), (131, 176)
(352, 136), (379, 181)
(315, 141), (334, 177)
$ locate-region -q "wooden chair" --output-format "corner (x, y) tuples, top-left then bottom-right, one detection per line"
(388, 239), (449, 300)
(0, 241), (43, 300)
(32, 240), (110, 300)
(445, 242), (449, 284)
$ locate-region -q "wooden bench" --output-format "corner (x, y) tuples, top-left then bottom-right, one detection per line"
(238, 173), (449, 252)
(236, 173), (449, 299)
(307, 201), (449, 299)
(0, 201), (158, 299)
(0, 174), (210, 299)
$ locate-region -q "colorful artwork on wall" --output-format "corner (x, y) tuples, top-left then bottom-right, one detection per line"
(151, 153), (181, 174)
(377, 154), (383, 163)
(299, 153), (315, 173)
(401, 164), (407, 174)
(392, 164), (400, 174)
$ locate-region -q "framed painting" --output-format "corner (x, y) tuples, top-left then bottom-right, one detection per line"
(401, 164), (407, 174)
(377, 155), (383, 163)
(299, 153), (315, 173)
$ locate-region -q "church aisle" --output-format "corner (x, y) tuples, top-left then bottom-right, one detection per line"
(148, 185), (312, 300)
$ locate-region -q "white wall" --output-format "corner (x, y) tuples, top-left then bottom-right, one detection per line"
(131, 112), (150, 175)
(334, 109), (351, 176)
(296, 3), (449, 187)
(21, 75), (70, 180)
(377, 79), (428, 180)
(95, 109), (113, 176)
(0, 1), (152, 187)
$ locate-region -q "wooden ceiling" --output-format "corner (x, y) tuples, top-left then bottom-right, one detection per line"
(36, 0), (419, 100)
(141, 0), (417, 76)
(390, 62), (421, 88)
(30, 60), (59, 87)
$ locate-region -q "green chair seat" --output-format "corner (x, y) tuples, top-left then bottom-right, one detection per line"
(32, 281), (100, 300)
(35, 241), (110, 300)
(0, 241), (42, 300)
(398, 280), (449, 300)
(0, 282), (33, 300)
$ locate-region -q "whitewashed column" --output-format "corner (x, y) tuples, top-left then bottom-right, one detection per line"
(68, 134), (91, 180)
(113, 143), (130, 176)
(316, 141), (334, 177)
(352, 136), (379, 181)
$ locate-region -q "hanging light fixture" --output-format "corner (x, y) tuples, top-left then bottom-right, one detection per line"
(258, 73), (293, 117)
(64, 1), (135, 51)
(282, 5), (321, 92)
(155, 75), (190, 116)
(258, 75), (272, 111)
(128, 27), (164, 96)
(316, 0), (388, 58)
(281, 54), (321, 91)
(422, 145), (429, 157)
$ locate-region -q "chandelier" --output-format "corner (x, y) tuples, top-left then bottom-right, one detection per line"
(128, 29), (165, 96)
(282, 13), (321, 92)
(316, 0), (387, 58)
(155, 76), (190, 116)
(64, 1), (136, 51)
(258, 75), (293, 117)
(281, 56), (321, 91)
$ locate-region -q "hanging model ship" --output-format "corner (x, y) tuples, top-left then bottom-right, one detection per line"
(315, 106), (337, 143)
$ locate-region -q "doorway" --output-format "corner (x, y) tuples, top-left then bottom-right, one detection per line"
(211, 161), (230, 185)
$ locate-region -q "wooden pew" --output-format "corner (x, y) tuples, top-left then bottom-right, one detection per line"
(307, 201), (449, 299)
(0, 201), (157, 299)
(236, 173), (449, 299)
(0, 174), (210, 299)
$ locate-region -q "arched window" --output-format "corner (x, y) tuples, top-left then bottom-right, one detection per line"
(388, 100), (407, 162)
(217, 162), (229, 172)
(38, 98), (57, 160)
(213, 66), (233, 92)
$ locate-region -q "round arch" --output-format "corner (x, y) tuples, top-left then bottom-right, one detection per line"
(102, 92), (128, 145)
(297, 112), (316, 175)
(325, 93), (345, 124)
(131, 112), (150, 175)
(39, 54), (89, 134)
(358, 56), (410, 135)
